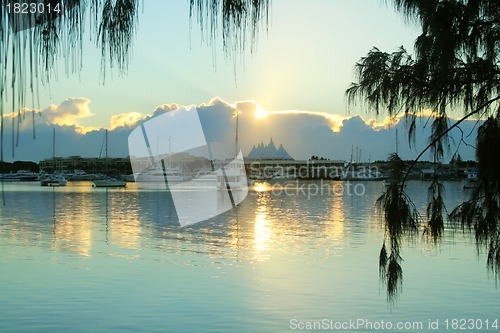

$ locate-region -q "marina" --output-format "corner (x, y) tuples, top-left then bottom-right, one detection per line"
(1, 0), (498, 331)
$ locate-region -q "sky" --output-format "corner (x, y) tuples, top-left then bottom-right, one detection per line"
(2, 0), (480, 162)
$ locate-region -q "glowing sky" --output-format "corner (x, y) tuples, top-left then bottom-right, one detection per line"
(11, 0), (420, 130)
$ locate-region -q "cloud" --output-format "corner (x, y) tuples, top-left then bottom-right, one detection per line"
(110, 112), (147, 130)
(152, 103), (181, 117)
(4, 98), (97, 134)
(1, 97), (482, 163)
(364, 116), (400, 131)
(249, 107), (347, 132)
(50, 98), (94, 127)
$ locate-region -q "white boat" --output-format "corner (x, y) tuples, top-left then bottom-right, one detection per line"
(64, 170), (99, 181)
(191, 168), (217, 182)
(342, 169), (386, 181)
(463, 168), (478, 189)
(216, 168), (247, 190)
(271, 170), (297, 180)
(134, 164), (192, 183)
(40, 173), (67, 186)
(1, 170), (39, 182)
(40, 129), (67, 187)
(93, 176), (126, 188)
(0, 173), (21, 182)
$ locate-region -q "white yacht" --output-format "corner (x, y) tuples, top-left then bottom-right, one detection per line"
(134, 165), (192, 183)
(40, 173), (67, 187)
(1, 170), (39, 182)
(93, 176), (126, 188)
(271, 170), (297, 180)
(192, 168), (217, 182)
(216, 168), (247, 190)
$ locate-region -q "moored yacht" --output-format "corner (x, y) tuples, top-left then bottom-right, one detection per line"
(40, 173), (67, 186)
(92, 176), (126, 188)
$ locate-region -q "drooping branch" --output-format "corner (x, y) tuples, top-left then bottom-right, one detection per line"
(1, 0), (271, 161)
(400, 95), (500, 189)
(189, 0), (271, 58)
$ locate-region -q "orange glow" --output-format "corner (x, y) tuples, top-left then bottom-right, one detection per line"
(254, 106), (268, 119)
(253, 181), (272, 192)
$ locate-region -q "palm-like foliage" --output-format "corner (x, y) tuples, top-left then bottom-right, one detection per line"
(348, 0), (500, 302)
(376, 153), (418, 302)
(0, 0), (270, 159)
(451, 117), (500, 278)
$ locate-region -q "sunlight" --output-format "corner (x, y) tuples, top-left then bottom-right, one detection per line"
(253, 181), (272, 192)
(252, 192), (274, 261)
(253, 108), (346, 132)
(254, 106), (268, 119)
(254, 202), (271, 260)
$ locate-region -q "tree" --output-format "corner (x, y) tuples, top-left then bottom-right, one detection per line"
(347, 0), (500, 302)
(0, 0), (270, 160)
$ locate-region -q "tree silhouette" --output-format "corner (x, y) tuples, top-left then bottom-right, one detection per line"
(0, 0), (270, 159)
(347, 0), (500, 302)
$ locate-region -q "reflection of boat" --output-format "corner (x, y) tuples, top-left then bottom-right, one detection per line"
(40, 173), (67, 186)
(463, 168), (478, 189)
(92, 130), (126, 188)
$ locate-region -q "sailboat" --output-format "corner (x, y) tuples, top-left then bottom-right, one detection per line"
(40, 128), (67, 186)
(216, 109), (247, 190)
(92, 130), (126, 188)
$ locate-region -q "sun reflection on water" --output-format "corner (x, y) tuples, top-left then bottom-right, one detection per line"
(253, 191), (272, 261)
(252, 181), (272, 193)
(110, 193), (142, 250)
(51, 192), (94, 257)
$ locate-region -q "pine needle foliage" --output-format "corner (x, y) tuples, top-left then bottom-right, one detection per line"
(348, 0), (500, 302)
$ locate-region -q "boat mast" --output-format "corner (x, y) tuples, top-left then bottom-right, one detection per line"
(52, 128), (55, 172)
(105, 129), (108, 174)
(235, 110), (239, 158)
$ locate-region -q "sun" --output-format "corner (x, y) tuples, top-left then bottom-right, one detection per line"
(254, 106), (268, 119)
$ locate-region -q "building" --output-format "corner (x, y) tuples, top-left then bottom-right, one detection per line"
(246, 138), (293, 160)
(39, 156), (131, 173)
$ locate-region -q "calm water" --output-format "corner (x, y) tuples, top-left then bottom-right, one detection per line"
(0, 180), (498, 332)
